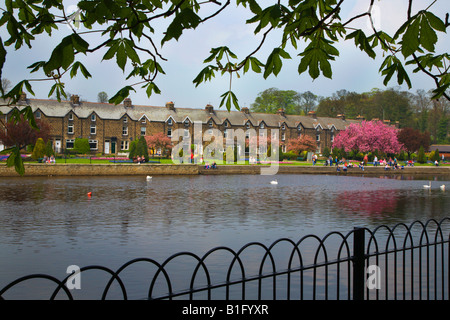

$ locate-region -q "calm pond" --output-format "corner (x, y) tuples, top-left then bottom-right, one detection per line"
(0, 173), (449, 299)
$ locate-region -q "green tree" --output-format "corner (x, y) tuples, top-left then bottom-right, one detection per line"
(128, 140), (138, 160)
(136, 136), (149, 161)
(31, 138), (45, 160)
(251, 88), (301, 114)
(417, 146), (427, 164)
(74, 138), (90, 154)
(97, 91), (108, 103)
(44, 140), (54, 157)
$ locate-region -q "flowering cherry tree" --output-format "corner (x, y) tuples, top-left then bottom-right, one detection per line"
(145, 132), (173, 156)
(332, 120), (403, 154)
(286, 135), (317, 155)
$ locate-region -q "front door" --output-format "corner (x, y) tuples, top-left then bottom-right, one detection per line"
(111, 141), (116, 154)
(54, 139), (61, 153)
(105, 141), (110, 154)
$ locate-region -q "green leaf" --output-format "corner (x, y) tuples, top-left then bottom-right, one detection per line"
(219, 91), (239, 111)
(5, 146), (25, 175)
(108, 86), (136, 104)
(161, 8), (201, 45)
(425, 12), (446, 32)
(401, 17), (420, 57)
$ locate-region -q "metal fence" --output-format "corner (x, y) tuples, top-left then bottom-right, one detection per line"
(1, 218), (449, 300)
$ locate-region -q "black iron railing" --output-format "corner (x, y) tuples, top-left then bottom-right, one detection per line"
(1, 218), (449, 300)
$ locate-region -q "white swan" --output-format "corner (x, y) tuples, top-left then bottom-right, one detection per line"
(440, 184), (445, 191)
(423, 181), (431, 188)
(270, 180), (278, 185)
(146, 176), (152, 180)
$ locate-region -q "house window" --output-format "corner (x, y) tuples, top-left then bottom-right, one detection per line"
(89, 140), (98, 150)
(281, 132), (285, 141)
(122, 126), (128, 135)
(184, 129), (189, 137)
(68, 113), (73, 121)
(123, 117), (128, 123)
(91, 114), (96, 121)
(90, 124), (96, 135)
(224, 121), (228, 128)
(224, 129), (228, 138)
(121, 140), (129, 150)
(281, 124), (285, 130)
(167, 118), (173, 126)
(260, 123), (265, 129)
(167, 128), (172, 137)
(331, 134), (334, 142)
(35, 111), (41, 119)
(68, 124), (74, 134)
(141, 117), (146, 124)
(316, 133), (320, 141)
(184, 119), (190, 127)
(66, 139), (75, 149)
(246, 122), (251, 129)
(141, 126), (146, 136)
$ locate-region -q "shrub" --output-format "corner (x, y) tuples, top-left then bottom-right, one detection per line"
(417, 146), (426, 164)
(32, 138), (46, 160)
(74, 138), (90, 154)
(45, 140), (55, 157)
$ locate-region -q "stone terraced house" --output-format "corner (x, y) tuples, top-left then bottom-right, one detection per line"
(0, 93), (362, 156)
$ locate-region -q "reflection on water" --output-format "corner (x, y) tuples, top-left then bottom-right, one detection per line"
(0, 173), (449, 299)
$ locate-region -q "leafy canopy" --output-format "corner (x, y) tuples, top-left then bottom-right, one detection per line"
(0, 0), (449, 174)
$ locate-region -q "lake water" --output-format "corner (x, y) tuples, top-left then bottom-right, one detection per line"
(0, 173), (449, 299)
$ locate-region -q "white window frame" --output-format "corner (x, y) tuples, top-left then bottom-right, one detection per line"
(89, 139), (98, 150)
(68, 124), (74, 134)
(167, 128), (172, 137)
(121, 140), (129, 150)
(122, 126), (128, 136)
(68, 113), (73, 121)
(90, 124), (96, 135)
(91, 114), (96, 121)
(141, 126), (146, 136)
(66, 139), (75, 149)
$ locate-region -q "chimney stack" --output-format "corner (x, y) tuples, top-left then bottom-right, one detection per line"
(241, 107), (250, 114)
(165, 101), (175, 110)
(308, 110), (317, 119)
(337, 113), (345, 120)
(18, 92), (27, 104)
(71, 94), (80, 106)
(123, 97), (132, 108)
(205, 104), (214, 113)
(277, 108), (285, 117)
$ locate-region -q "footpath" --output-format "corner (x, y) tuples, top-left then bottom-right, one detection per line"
(0, 163), (449, 177)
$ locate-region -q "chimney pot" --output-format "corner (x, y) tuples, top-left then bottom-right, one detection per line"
(166, 101), (175, 110)
(277, 108), (285, 117)
(205, 104), (214, 113)
(241, 107), (250, 114)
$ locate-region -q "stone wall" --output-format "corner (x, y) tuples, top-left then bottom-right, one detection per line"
(0, 163), (199, 177)
(0, 163), (449, 177)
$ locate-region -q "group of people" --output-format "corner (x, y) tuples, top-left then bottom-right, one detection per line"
(132, 156), (147, 164)
(204, 161), (217, 169)
(42, 155), (56, 164)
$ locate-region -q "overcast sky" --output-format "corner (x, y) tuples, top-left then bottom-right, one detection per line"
(1, 0), (448, 110)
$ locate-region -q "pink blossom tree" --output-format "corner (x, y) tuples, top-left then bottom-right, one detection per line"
(332, 120), (403, 154)
(145, 132), (173, 156)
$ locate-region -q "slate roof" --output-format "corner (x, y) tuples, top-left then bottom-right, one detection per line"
(1, 97), (358, 130)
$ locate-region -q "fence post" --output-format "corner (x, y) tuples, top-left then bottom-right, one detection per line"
(353, 227), (366, 300)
